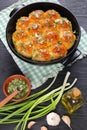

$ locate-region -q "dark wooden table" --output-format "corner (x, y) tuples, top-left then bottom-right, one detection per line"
(0, 0), (87, 130)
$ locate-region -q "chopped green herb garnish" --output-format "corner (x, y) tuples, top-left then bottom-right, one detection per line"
(58, 41), (62, 44)
(73, 30), (76, 34)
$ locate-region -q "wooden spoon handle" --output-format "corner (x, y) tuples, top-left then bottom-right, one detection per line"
(0, 90), (19, 108)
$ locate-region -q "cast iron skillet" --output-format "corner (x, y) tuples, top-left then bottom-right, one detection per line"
(6, 2), (81, 65)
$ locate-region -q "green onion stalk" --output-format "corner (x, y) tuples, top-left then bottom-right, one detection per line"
(0, 72), (77, 130)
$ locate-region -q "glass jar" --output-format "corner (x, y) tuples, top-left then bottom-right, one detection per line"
(61, 87), (84, 114)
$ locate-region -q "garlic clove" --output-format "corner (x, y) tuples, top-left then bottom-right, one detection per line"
(46, 112), (60, 126)
(27, 121), (36, 128)
(41, 126), (48, 130)
(62, 115), (72, 129)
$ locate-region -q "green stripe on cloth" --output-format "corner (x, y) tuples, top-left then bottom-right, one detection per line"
(0, 0), (87, 89)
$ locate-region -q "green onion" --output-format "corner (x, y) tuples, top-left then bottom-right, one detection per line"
(58, 41), (62, 44)
(0, 72), (77, 130)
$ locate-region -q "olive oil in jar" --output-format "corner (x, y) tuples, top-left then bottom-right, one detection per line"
(61, 87), (84, 114)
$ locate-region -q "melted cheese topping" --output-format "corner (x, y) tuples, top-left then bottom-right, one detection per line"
(12, 9), (76, 61)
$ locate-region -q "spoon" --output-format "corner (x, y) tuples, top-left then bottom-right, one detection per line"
(0, 89), (19, 108)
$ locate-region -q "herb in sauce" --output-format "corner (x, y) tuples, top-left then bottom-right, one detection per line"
(7, 78), (29, 99)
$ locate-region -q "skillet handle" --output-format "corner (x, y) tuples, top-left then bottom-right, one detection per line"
(63, 49), (81, 66)
(10, 4), (25, 17)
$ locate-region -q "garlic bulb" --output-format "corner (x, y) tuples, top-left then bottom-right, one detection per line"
(62, 115), (72, 129)
(46, 112), (60, 126)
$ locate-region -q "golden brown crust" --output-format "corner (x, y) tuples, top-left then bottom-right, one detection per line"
(12, 9), (76, 61)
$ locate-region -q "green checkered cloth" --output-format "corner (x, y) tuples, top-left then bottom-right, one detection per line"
(0, 0), (87, 89)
